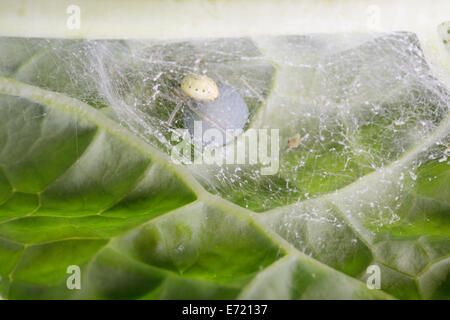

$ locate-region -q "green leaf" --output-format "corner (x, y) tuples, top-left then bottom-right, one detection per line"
(0, 30), (449, 300)
(0, 76), (394, 300)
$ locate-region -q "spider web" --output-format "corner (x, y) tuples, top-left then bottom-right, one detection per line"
(4, 32), (449, 218)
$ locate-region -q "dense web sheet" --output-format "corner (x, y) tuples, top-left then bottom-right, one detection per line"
(1, 33), (448, 216)
(184, 33), (449, 212)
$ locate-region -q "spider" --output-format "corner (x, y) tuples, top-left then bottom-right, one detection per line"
(166, 73), (265, 145)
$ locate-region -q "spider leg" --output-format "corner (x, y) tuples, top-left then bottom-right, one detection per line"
(167, 101), (183, 127)
(239, 75), (268, 124)
(239, 76), (266, 105)
(166, 87), (184, 127)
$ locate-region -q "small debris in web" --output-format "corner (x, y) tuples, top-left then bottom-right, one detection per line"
(288, 133), (302, 149)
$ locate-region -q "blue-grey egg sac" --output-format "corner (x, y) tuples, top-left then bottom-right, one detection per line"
(183, 84), (249, 147)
